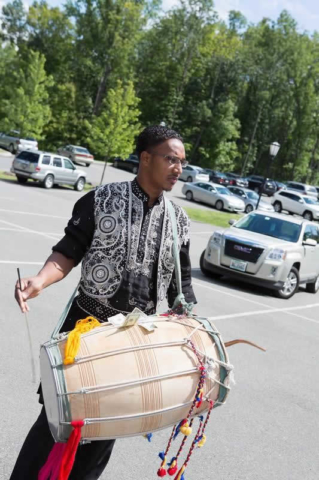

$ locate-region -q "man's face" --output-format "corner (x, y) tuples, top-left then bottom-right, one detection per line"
(143, 138), (186, 192)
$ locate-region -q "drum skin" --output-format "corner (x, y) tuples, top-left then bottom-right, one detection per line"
(40, 316), (230, 442)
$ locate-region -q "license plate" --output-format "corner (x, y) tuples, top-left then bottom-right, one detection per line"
(230, 259), (247, 272)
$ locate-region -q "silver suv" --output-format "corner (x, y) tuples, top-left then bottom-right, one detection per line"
(286, 182), (318, 199)
(272, 190), (319, 221)
(11, 150), (87, 191)
(200, 211), (319, 299)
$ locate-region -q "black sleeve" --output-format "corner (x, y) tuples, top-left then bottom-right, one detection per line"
(167, 240), (197, 308)
(52, 190), (95, 266)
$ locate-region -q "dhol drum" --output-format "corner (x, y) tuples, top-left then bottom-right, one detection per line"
(40, 314), (233, 443)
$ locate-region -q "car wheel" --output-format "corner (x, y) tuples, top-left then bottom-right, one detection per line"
(85, 163), (90, 167)
(200, 250), (222, 278)
(273, 201), (282, 213)
(306, 275), (319, 294)
(275, 267), (299, 299)
(303, 211), (313, 221)
(245, 204), (254, 213)
(74, 177), (85, 192)
(43, 174), (54, 189)
(187, 176), (193, 183)
(16, 176), (27, 184)
(132, 166), (138, 174)
(186, 191), (193, 201)
(215, 200), (224, 211)
(9, 143), (15, 154)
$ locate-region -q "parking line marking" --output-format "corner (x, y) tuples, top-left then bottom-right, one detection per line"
(0, 260), (44, 265)
(193, 280), (319, 324)
(0, 219), (60, 241)
(0, 208), (69, 219)
(193, 280), (273, 309)
(0, 227), (61, 235)
(206, 306), (319, 324)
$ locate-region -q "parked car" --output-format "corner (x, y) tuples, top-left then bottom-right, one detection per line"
(285, 181), (318, 199)
(246, 175), (277, 196)
(11, 150), (87, 191)
(182, 181), (245, 212)
(204, 169), (230, 186)
(272, 190), (319, 221)
(227, 186), (274, 213)
(0, 130), (38, 153)
(57, 145), (94, 167)
(225, 172), (249, 188)
(113, 154), (139, 174)
(200, 211), (319, 299)
(179, 165), (209, 183)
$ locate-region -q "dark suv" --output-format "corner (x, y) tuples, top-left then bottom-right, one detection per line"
(246, 175), (277, 196)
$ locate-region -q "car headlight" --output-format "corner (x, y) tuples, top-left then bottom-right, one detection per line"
(266, 249), (287, 261)
(210, 232), (222, 246)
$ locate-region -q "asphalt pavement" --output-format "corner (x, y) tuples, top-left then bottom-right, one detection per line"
(0, 153), (319, 479)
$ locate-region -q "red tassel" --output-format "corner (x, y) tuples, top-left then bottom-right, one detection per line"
(38, 443), (66, 480)
(168, 465), (178, 476)
(157, 467), (167, 477)
(58, 420), (84, 480)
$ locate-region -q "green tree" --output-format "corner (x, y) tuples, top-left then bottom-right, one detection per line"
(0, 50), (53, 139)
(87, 80), (141, 183)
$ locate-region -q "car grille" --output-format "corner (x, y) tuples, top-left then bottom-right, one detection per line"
(224, 239), (264, 263)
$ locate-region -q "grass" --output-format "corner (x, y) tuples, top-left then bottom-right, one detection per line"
(0, 170), (94, 191)
(184, 207), (243, 227)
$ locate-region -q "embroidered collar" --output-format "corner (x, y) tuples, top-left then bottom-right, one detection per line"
(132, 178), (163, 205)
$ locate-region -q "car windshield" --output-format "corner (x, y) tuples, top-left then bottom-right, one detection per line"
(216, 186), (230, 195)
(16, 151), (40, 163)
(307, 187), (317, 193)
(75, 147), (89, 154)
(247, 191), (259, 200)
(304, 197), (319, 205)
(234, 213), (301, 242)
(25, 137), (36, 141)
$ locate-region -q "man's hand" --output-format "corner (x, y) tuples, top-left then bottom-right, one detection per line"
(15, 276), (45, 313)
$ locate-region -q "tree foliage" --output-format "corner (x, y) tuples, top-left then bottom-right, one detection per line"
(1, 0), (319, 182)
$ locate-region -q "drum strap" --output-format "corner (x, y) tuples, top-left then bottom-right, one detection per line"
(50, 282), (80, 341)
(166, 198), (194, 314)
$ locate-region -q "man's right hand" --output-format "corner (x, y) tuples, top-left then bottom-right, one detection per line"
(15, 276), (45, 313)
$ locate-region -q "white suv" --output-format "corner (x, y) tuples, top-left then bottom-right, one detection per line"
(200, 211), (319, 299)
(272, 190), (319, 221)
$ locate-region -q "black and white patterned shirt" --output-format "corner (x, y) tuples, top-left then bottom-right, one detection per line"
(53, 179), (196, 324)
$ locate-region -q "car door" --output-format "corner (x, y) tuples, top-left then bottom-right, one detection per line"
(299, 225), (318, 279)
(52, 156), (63, 182)
(191, 183), (205, 202)
(62, 158), (77, 183)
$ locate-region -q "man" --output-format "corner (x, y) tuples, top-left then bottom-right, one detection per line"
(11, 125), (196, 479)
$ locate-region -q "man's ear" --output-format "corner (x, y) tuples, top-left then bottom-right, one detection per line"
(140, 151), (150, 167)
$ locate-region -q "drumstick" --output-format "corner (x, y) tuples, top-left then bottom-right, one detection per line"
(17, 268), (36, 383)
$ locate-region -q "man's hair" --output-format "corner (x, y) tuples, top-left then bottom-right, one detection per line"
(136, 125), (183, 159)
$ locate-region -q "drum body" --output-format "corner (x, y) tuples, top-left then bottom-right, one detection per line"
(40, 316), (230, 443)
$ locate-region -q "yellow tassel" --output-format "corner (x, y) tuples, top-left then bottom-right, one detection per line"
(176, 465), (186, 480)
(198, 434), (206, 447)
(64, 317), (101, 365)
(180, 421), (192, 436)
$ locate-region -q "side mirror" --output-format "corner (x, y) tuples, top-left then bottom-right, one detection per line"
(298, 199), (304, 204)
(228, 219), (236, 226)
(303, 238), (317, 247)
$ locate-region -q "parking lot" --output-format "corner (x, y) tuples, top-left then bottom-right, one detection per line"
(1, 153), (319, 479)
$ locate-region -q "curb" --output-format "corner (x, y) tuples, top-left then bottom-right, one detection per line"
(0, 149), (13, 157)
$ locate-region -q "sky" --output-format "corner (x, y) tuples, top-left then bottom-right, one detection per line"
(1, 0), (319, 33)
